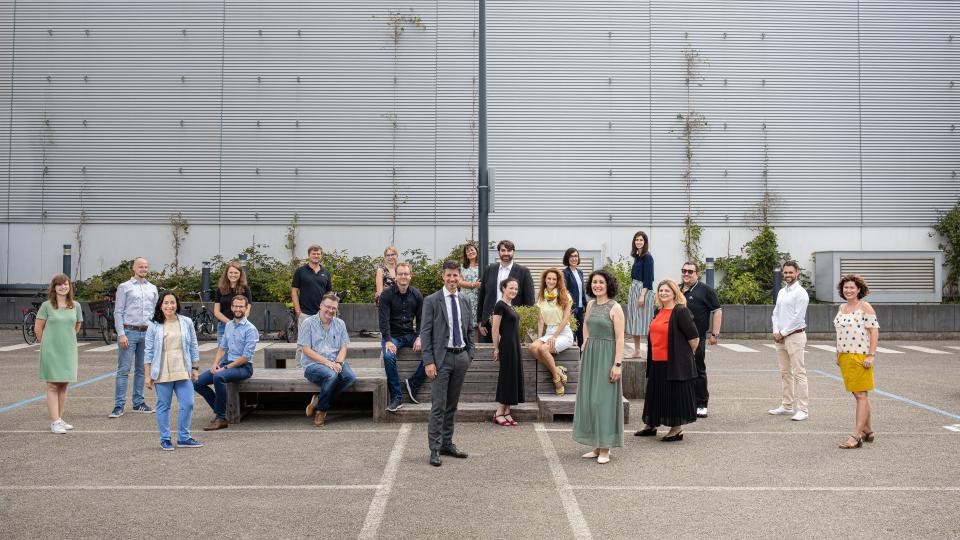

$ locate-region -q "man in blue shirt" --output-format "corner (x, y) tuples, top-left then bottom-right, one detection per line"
(300, 292), (356, 427)
(109, 257), (159, 418)
(193, 295), (258, 430)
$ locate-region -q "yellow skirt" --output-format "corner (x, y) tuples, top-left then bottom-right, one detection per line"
(838, 353), (874, 392)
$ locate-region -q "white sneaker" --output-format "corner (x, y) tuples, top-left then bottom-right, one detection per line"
(791, 410), (809, 421)
(696, 407), (708, 418)
(50, 421), (67, 434)
(768, 406), (795, 416)
(57, 418), (73, 430)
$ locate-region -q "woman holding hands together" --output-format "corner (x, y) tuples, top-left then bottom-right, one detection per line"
(834, 274), (879, 449)
(492, 278), (524, 426)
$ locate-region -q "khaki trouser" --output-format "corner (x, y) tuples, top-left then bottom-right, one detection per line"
(775, 331), (808, 413)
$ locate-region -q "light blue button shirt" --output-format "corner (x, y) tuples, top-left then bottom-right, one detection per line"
(219, 318), (259, 366)
(297, 315), (350, 368)
(114, 277), (159, 336)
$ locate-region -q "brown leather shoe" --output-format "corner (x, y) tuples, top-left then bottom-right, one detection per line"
(313, 411), (326, 427)
(203, 418), (228, 431)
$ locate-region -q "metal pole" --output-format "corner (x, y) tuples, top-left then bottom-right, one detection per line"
(62, 244), (71, 278)
(200, 261), (211, 302)
(772, 266), (782, 303)
(239, 253), (249, 276)
(477, 0), (489, 271)
(705, 257), (714, 288)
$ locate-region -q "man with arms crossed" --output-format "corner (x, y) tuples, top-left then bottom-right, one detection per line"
(109, 257), (158, 418)
(679, 261), (722, 419)
(769, 260), (810, 421)
(422, 261), (475, 466)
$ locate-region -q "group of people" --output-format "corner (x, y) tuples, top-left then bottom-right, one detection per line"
(32, 234), (880, 460)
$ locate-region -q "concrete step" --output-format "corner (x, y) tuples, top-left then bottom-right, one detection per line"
(537, 394), (631, 424)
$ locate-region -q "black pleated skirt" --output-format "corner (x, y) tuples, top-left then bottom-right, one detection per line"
(641, 362), (697, 428)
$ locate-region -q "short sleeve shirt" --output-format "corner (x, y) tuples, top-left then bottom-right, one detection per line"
(214, 286), (252, 315)
(297, 315), (350, 367)
(292, 264), (332, 316)
(834, 307), (879, 354)
(682, 282), (721, 337)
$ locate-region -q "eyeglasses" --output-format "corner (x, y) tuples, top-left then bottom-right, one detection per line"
(680, 269), (696, 275)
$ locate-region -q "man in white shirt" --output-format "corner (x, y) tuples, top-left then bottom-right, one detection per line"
(476, 240), (535, 343)
(769, 260), (810, 421)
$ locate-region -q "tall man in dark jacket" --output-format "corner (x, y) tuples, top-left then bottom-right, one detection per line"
(476, 240), (535, 343)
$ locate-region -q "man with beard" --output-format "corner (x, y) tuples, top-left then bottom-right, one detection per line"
(476, 240), (535, 343)
(769, 260), (810, 422)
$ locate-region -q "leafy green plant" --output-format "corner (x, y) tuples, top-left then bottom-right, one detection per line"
(601, 256), (632, 306)
(513, 305), (541, 342)
(715, 225), (792, 304)
(933, 200), (960, 298)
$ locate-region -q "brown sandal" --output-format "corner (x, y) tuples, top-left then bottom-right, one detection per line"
(862, 431), (875, 443)
(838, 435), (863, 449)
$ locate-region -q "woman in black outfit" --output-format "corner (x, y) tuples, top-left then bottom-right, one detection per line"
(492, 278), (524, 426)
(636, 279), (700, 442)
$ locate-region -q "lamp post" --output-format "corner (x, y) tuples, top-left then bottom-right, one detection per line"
(477, 0), (489, 270)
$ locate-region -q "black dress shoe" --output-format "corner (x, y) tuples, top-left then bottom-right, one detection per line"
(429, 450), (442, 467)
(634, 427), (657, 437)
(661, 431), (684, 442)
(439, 444), (468, 458)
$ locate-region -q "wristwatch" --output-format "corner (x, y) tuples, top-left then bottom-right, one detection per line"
(614, 361), (622, 367)
(711, 333), (720, 338)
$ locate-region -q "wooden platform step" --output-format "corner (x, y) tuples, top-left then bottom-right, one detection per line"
(537, 394), (631, 424)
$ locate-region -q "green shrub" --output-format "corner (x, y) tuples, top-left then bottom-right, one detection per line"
(933, 200), (960, 298)
(601, 256), (632, 305)
(715, 225), (792, 304)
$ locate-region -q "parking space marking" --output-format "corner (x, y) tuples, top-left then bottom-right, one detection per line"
(198, 343), (219, 351)
(536, 428), (950, 435)
(534, 423), (592, 540)
(0, 343), (37, 352)
(809, 344), (837, 353)
(717, 343), (760, 353)
(359, 424), (411, 539)
(811, 369), (960, 420)
(874, 346), (902, 354)
(255, 342), (272, 351)
(899, 345), (951, 355)
(0, 428), (404, 434)
(0, 485), (381, 491)
(569, 486), (960, 492)
(87, 344), (118, 352)
(0, 370), (115, 413)
(946, 346), (960, 352)
(943, 424), (960, 432)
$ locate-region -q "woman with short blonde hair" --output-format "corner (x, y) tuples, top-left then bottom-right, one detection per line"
(375, 245), (400, 301)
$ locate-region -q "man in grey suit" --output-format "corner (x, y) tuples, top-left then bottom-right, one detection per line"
(421, 260), (475, 467)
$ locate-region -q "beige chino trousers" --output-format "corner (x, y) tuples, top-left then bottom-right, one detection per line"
(775, 331), (808, 413)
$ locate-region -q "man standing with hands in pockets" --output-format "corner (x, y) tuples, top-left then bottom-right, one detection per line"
(421, 261), (475, 467)
(770, 261), (810, 421)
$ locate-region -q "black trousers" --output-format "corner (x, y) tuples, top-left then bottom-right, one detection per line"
(478, 321), (493, 343)
(693, 336), (708, 408)
(572, 306), (585, 346)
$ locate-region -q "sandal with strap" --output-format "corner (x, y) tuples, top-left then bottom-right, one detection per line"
(557, 365), (569, 383)
(492, 414), (511, 427)
(504, 414), (518, 426)
(553, 375), (566, 396)
(838, 435), (863, 449)
(862, 431), (875, 443)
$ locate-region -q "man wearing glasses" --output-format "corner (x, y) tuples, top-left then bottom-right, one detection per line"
(679, 261), (722, 419)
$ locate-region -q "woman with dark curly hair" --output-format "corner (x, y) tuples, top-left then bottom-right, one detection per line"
(572, 269), (625, 464)
(834, 274), (879, 449)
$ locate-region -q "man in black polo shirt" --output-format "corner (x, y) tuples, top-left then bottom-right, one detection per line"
(377, 262), (426, 412)
(292, 244), (333, 364)
(679, 261), (722, 419)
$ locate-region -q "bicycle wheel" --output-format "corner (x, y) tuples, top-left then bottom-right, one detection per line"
(200, 312), (216, 337)
(22, 311), (37, 344)
(98, 314), (115, 344)
(286, 314), (298, 344)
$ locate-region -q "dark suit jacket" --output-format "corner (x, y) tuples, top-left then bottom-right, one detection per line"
(420, 289), (475, 368)
(563, 267), (587, 310)
(476, 262), (535, 325)
(645, 305), (700, 381)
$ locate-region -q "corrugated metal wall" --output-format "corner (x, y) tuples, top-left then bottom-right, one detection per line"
(0, 1), (957, 228)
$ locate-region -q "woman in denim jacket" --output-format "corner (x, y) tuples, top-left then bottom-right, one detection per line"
(145, 291), (203, 451)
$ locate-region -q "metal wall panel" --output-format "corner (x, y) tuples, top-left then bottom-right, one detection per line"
(0, 1), (12, 222)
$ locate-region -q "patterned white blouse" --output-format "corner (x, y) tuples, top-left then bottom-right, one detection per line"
(833, 304), (879, 354)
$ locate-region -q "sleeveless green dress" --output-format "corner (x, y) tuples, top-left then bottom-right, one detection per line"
(573, 300), (624, 448)
(37, 301), (83, 382)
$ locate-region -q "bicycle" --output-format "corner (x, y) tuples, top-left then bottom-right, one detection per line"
(279, 290), (349, 343)
(21, 292), (44, 344)
(88, 294), (117, 345)
(183, 290), (216, 338)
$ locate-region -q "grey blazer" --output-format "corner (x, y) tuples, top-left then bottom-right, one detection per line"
(420, 288), (475, 368)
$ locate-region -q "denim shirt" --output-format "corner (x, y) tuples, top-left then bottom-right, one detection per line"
(297, 315), (350, 368)
(143, 315), (200, 380)
(114, 278), (159, 336)
(219, 318), (259, 367)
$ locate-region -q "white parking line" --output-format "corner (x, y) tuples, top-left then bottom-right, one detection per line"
(900, 345), (951, 355)
(76, 342), (91, 348)
(87, 344), (118, 352)
(717, 343), (760, 353)
(570, 485), (960, 492)
(762, 344), (809, 352)
(0, 429), (403, 434)
(0, 485), (380, 491)
(198, 343), (219, 352)
(0, 343), (38, 352)
(534, 423), (592, 540)
(810, 344), (837, 353)
(359, 424), (411, 539)
(874, 346), (903, 354)
(254, 342), (273, 351)
(946, 346), (960, 352)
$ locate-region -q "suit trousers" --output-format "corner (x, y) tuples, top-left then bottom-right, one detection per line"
(428, 351), (471, 451)
(775, 331), (808, 413)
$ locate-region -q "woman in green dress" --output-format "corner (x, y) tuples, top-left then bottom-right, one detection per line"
(34, 274), (83, 434)
(573, 269), (625, 464)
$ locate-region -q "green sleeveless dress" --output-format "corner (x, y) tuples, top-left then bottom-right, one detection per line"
(573, 300), (624, 448)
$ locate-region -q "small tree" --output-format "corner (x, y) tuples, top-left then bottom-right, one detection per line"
(933, 200), (960, 298)
(169, 213), (190, 270)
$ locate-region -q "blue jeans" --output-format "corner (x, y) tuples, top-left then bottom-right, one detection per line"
(155, 379), (194, 443)
(382, 334), (426, 401)
(193, 363), (253, 420)
(304, 361), (356, 412)
(114, 329), (147, 409)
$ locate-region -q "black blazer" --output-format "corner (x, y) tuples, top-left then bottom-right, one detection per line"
(476, 262), (535, 324)
(645, 304), (700, 381)
(562, 267), (587, 310)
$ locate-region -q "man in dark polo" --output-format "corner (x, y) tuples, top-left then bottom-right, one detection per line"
(292, 244), (333, 364)
(679, 261), (722, 419)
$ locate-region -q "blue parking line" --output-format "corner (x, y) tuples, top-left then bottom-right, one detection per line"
(0, 371), (115, 413)
(810, 369), (960, 421)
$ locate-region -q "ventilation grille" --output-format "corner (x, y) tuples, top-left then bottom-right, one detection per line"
(839, 258), (935, 292)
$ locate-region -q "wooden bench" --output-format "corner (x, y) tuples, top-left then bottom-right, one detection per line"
(225, 367), (388, 424)
(262, 341), (383, 368)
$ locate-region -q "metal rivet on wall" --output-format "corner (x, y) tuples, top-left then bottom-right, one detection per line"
(296, 75), (300, 83)
(298, 29), (302, 37)
(608, 169), (613, 177)
(722, 32), (727, 39)
(294, 168), (299, 175)
(256, 120), (260, 127)
(257, 75), (262, 84)
(723, 78), (728, 86)
(47, 29), (53, 37)
(723, 122), (728, 130)
(179, 119), (185, 127)
(181, 29), (187, 36)
(684, 31), (688, 39)
(179, 167), (183, 174)
(255, 167), (260, 175)
(46, 75), (52, 83)
(258, 29), (263, 37)
(295, 120), (299, 127)
(83, 74), (88, 82)
(724, 169), (728, 177)
(84, 29), (90, 37)
(608, 121), (612, 129)
(761, 79), (766, 86)
(608, 31), (612, 39)
(761, 32), (766, 40)
(82, 119), (87, 127)
(181, 75), (186, 83)
(608, 77), (612, 84)
(81, 166), (86, 174)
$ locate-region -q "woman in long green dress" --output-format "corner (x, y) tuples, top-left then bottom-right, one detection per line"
(573, 269), (626, 464)
(35, 274), (83, 434)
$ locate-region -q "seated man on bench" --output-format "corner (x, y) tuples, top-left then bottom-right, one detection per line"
(300, 292), (356, 427)
(378, 261), (427, 412)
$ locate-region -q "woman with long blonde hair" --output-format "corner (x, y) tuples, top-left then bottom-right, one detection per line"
(375, 245), (400, 301)
(529, 268), (574, 395)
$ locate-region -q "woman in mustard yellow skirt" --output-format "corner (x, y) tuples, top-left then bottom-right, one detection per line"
(833, 275), (879, 449)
